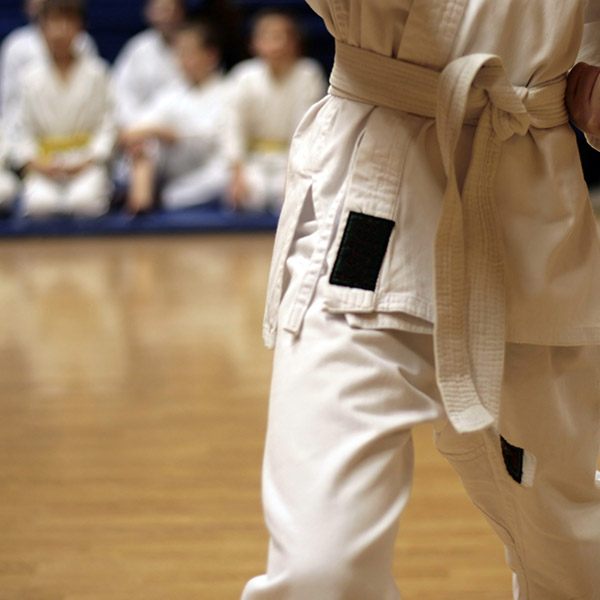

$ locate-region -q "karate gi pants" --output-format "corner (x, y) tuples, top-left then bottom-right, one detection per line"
(23, 165), (110, 217)
(238, 152), (288, 212)
(243, 228), (600, 600)
(156, 140), (228, 211)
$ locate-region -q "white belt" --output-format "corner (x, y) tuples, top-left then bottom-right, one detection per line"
(329, 40), (569, 433)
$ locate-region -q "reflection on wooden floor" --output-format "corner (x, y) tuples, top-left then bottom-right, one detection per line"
(0, 234), (510, 600)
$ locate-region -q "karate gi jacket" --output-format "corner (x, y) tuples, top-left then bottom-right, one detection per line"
(11, 53), (116, 169)
(132, 74), (228, 167)
(112, 30), (185, 127)
(0, 24), (97, 130)
(263, 0), (600, 433)
(224, 57), (326, 164)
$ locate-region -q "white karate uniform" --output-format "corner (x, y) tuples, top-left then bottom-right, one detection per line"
(112, 29), (185, 127)
(0, 24), (97, 133)
(130, 74), (229, 210)
(225, 57), (326, 210)
(243, 1), (600, 598)
(11, 53), (117, 217)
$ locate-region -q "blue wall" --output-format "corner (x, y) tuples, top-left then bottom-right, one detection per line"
(0, 1), (334, 70)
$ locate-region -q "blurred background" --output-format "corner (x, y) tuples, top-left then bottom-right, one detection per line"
(0, 0), (334, 233)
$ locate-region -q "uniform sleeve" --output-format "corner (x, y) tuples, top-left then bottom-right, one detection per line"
(76, 31), (98, 57)
(222, 68), (248, 164)
(172, 89), (228, 164)
(191, 87), (230, 160)
(8, 75), (40, 168)
(0, 35), (24, 127)
(208, 93), (228, 159)
(86, 70), (118, 164)
(127, 89), (174, 131)
(111, 41), (146, 127)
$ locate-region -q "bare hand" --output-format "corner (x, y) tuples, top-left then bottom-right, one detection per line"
(228, 167), (249, 210)
(119, 130), (147, 150)
(26, 159), (68, 180)
(566, 62), (600, 136)
(61, 159), (93, 176)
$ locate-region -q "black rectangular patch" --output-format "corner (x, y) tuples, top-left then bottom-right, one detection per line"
(329, 212), (395, 291)
(500, 436), (523, 484)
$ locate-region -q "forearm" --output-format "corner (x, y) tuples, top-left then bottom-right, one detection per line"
(122, 126), (178, 147)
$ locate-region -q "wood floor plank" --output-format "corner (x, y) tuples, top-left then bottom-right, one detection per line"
(0, 234), (512, 599)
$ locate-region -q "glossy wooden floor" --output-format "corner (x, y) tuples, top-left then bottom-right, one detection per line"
(0, 233), (511, 600)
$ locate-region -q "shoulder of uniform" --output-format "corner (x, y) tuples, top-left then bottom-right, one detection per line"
(227, 58), (263, 80)
(115, 29), (158, 59)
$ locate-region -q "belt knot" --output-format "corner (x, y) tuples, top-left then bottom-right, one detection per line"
(490, 99), (531, 141)
(473, 66), (531, 140)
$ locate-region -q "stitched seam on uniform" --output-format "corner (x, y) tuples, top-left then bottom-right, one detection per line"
(264, 176), (313, 345)
(436, 443), (486, 462)
(331, 0), (348, 42)
(326, 293), (433, 316)
(439, 0), (468, 65)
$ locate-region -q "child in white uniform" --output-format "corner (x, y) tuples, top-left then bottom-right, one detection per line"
(11, 0), (116, 218)
(0, 0), (97, 134)
(120, 20), (228, 213)
(242, 1), (600, 598)
(225, 8), (326, 211)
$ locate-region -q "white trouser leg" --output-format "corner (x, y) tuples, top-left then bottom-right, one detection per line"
(435, 343), (600, 599)
(161, 160), (228, 209)
(65, 165), (110, 217)
(22, 173), (62, 217)
(245, 181), (600, 598)
(244, 188), (444, 599)
(242, 287), (444, 600)
(240, 153), (288, 211)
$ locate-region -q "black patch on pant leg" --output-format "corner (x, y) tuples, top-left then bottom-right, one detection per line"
(500, 436), (523, 484)
(329, 212), (395, 291)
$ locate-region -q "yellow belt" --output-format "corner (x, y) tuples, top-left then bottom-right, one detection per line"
(38, 133), (91, 158)
(248, 139), (289, 154)
(329, 40), (568, 433)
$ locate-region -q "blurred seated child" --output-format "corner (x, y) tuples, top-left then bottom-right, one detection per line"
(0, 0), (97, 133)
(112, 0), (187, 128)
(10, 0), (116, 218)
(120, 19), (229, 213)
(0, 126), (19, 214)
(225, 8), (326, 211)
